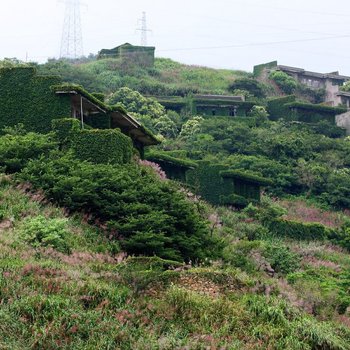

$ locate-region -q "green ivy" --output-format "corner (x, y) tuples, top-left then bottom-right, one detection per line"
(71, 129), (133, 165)
(267, 95), (296, 121)
(0, 67), (71, 133)
(52, 118), (80, 146)
(267, 218), (335, 241)
(220, 169), (273, 186)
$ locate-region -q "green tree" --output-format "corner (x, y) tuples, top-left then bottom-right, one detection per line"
(107, 87), (166, 119)
(179, 116), (204, 139)
(269, 71), (298, 94)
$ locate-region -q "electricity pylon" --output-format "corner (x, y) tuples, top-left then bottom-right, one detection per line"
(136, 12), (151, 46)
(60, 0), (84, 59)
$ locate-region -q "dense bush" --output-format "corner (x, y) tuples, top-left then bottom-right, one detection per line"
(19, 152), (221, 262)
(0, 128), (56, 172)
(107, 87), (166, 119)
(262, 243), (301, 274)
(269, 71), (298, 94)
(267, 218), (333, 241)
(228, 78), (267, 98)
(19, 215), (70, 253)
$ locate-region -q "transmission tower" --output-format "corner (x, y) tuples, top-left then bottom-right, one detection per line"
(136, 12), (151, 46)
(60, 0), (84, 59)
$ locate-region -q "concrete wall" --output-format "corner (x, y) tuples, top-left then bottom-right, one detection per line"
(325, 79), (342, 106)
(336, 111), (350, 135)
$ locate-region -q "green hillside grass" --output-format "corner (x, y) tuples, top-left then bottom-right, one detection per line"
(1, 175), (350, 349)
(38, 57), (250, 96)
(1, 56), (350, 349)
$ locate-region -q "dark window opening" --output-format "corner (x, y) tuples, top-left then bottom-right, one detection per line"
(229, 107), (237, 117)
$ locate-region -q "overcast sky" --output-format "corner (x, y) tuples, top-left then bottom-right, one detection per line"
(1, 0), (350, 74)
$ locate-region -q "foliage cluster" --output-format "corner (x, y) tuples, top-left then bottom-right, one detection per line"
(0, 67), (71, 133)
(228, 77), (268, 98)
(0, 127), (56, 173)
(269, 70), (298, 94)
(39, 57), (248, 97)
(19, 215), (71, 253)
(18, 151), (219, 262)
(71, 129), (133, 165)
(267, 218), (334, 241)
(53, 118), (133, 164)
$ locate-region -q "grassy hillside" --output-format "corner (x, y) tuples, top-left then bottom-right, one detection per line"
(1, 174), (350, 349)
(38, 57), (250, 96)
(1, 57), (350, 349)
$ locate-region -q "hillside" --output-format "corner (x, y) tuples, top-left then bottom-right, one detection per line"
(1, 174), (350, 349)
(0, 57), (350, 349)
(38, 57), (250, 96)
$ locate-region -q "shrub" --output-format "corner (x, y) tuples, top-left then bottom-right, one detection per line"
(19, 215), (70, 253)
(107, 87), (166, 119)
(247, 106), (269, 126)
(223, 240), (261, 273)
(0, 129), (56, 173)
(267, 218), (332, 241)
(269, 71), (298, 94)
(228, 78), (267, 98)
(262, 243), (301, 274)
(19, 152), (221, 262)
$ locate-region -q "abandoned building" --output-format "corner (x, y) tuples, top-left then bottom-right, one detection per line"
(254, 61), (350, 107)
(0, 66), (159, 156)
(155, 94), (255, 117)
(146, 152), (271, 206)
(97, 43), (156, 67)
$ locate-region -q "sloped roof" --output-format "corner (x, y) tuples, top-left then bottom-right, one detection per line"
(52, 84), (160, 146)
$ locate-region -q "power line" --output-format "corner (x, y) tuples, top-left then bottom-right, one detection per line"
(229, 0), (350, 18)
(26, 32), (350, 61)
(60, 0), (84, 59)
(157, 34), (350, 53)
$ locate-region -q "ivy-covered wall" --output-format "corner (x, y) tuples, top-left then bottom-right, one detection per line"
(186, 162), (271, 206)
(267, 95), (296, 121)
(286, 102), (347, 124)
(146, 151), (197, 182)
(52, 118), (81, 146)
(155, 96), (254, 117)
(52, 118), (133, 165)
(186, 161), (232, 205)
(195, 103), (252, 117)
(98, 43), (155, 67)
(71, 129), (133, 165)
(0, 67), (71, 133)
(253, 61), (278, 77)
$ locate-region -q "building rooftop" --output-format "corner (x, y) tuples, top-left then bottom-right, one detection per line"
(53, 84), (159, 146)
(277, 65), (350, 81)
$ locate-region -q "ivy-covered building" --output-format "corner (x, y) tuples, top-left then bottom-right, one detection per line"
(254, 61), (350, 107)
(97, 43), (156, 67)
(267, 95), (347, 131)
(0, 66), (159, 156)
(146, 152), (272, 207)
(155, 94), (255, 117)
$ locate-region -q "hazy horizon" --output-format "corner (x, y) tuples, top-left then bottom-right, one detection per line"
(1, 0), (350, 74)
